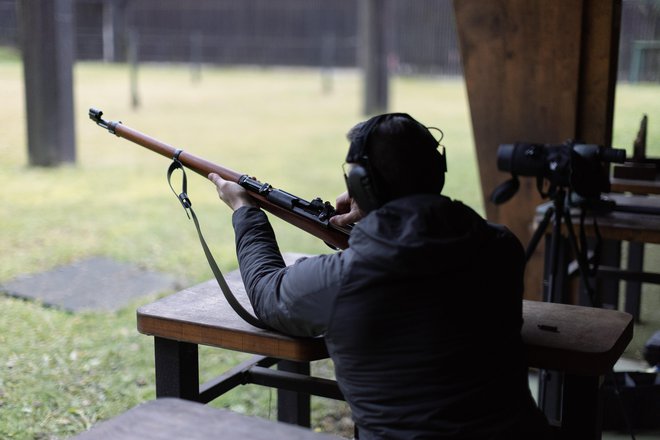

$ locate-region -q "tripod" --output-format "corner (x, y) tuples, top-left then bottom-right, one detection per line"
(524, 187), (605, 424)
(525, 188), (659, 434)
(526, 187), (600, 305)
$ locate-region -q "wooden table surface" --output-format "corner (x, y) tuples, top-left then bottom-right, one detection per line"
(535, 193), (660, 244)
(522, 300), (632, 375)
(596, 193), (660, 243)
(137, 270), (328, 362)
(611, 176), (660, 195)
(138, 273), (633, 377)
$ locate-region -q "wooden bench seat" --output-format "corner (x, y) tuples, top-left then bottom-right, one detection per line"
(72, 398), (341, 440)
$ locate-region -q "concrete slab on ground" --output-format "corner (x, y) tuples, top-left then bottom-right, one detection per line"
(0, 257), (183, 312)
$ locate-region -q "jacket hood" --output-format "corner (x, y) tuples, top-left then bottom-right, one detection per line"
(348, 194), (493, 275)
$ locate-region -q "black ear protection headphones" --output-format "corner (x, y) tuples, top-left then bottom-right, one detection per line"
(344, 113), (447, 213)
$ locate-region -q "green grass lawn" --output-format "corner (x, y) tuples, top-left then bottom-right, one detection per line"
(0, 56), (659, 439)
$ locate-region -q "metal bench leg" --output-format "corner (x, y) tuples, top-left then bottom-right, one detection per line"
(625, 241), (644, 322)
(538, 369), (563, 425)
(560, 374), (603, 440)
(277, 360), (310, 427)
(154, 337), (200, 401)
(585, 239), (621, 309)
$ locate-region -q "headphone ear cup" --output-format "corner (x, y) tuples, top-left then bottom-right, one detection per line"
(346, 164), (380, 213)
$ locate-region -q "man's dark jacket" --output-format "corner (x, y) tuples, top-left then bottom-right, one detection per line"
(232, 194), (549, 439)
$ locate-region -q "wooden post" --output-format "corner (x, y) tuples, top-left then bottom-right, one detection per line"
(190, 32), (203, 84)
(102, 0), (115, 62)
(321, 33), (336, 94)
(102, 0), (128, 62)
(128, 29), (140, 109)
(454, 0), (621, 300)
(360, 0), (388, 115)
(18, 0), (76, 167)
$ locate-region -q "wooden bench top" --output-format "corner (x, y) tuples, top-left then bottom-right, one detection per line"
(522, 300), (632, 375)
(611, 176), (660, 195)
(137, 273), (329, 362)
(72, 398), (341, 439)
(138, 268), (633, 376)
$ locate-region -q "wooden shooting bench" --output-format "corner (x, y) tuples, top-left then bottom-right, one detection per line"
(531, 193), (657, 431)
(72, 398), (341, 440)
(611, 171), (660, 196)
(135, 257), (633, 440)
(534, 193), (660, 313)
(609, 118), (660, 323)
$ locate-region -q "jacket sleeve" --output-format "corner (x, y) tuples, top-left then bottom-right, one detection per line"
(232, 206), (341, 337)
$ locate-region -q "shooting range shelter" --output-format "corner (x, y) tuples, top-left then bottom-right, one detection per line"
(453, 0), (621, 300)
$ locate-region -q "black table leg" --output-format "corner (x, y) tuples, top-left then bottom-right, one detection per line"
(277, 360), (311, 427)
(560, 374), (603, 440)
(154, 336), (200, 401)
(625, 241), (644, 322)
(595, 239), (622, 309)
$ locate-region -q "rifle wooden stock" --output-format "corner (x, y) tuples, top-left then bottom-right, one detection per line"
(89, 108), (350, 250)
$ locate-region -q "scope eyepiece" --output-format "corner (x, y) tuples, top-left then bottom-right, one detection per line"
(601, 147), (626, 164)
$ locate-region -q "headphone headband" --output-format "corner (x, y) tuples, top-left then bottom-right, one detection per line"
(346, 114), (387, 164)
(346, 113), (445, 164)
(344, 113), (447, 213)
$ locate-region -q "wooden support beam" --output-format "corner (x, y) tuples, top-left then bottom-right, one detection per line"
(454, 0), (621, 299)
(576, 0), (621, 147)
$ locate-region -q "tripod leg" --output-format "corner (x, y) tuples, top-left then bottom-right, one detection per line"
(537, 193), (568, 423)
(526, 206), (554, 262)
(538, 229), (569, 422)
(561, 208), (600, 306)
(544, 192), (569, 304)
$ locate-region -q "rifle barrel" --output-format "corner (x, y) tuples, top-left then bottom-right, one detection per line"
(89, 108), (350, 250)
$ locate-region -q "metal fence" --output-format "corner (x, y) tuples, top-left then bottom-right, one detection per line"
(73, 0), (461, 75)
(619, 0), (660, 81)
(0, 0), (658, 80)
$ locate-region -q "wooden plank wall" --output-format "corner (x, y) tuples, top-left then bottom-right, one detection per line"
(454, 0), (621, 300)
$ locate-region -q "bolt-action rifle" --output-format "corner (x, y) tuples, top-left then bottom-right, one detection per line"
(89, 108), (351, 250)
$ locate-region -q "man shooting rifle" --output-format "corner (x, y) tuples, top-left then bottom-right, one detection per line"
(209, 113), (551, 439)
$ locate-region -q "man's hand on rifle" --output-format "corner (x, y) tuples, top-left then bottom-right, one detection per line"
(209, 173), (258, 211)
(330, 191), (364, 227)
(210, 171), (360, 228)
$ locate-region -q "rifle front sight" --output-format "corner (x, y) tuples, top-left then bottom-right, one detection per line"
(89, 108), (119, 135)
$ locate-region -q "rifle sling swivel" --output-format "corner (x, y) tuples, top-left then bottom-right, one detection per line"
(167, 156), (269, 330)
